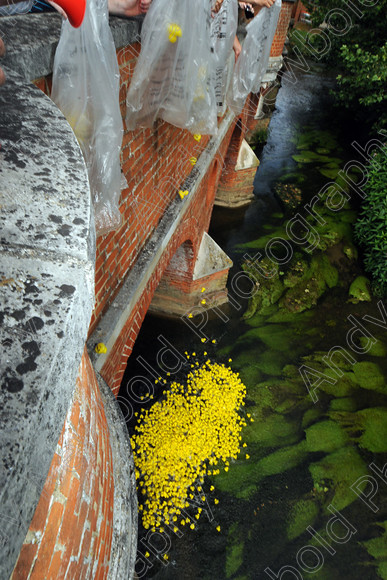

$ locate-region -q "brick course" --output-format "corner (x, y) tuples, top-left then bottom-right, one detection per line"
(11, 350), (114, 580)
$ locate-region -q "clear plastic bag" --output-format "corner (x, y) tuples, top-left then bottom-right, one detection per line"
(227, 0), (282, 115)
(126, 0), (217, 135)
(0, 1), (34, 15)
(210, 0), (238, 116)
(51, 0), (123, 236)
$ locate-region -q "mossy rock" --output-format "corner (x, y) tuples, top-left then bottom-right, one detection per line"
(353, 361), (386, 394)
(243, 259), (285, 318)
(358, 336), (387, 357)
(309, 446), (368, 512)
(305, 420), (349, 453)
(256, 441), (308, 478)
(343, 243), (358, 261)
(302, 406), (323, 428)
(348, 275), (372, 303)
(311, 254), (339, 289)
(226, 523), (244, 578)
(329, 397), (358, 412)
(279, 274), (327, 314)
(312, 215), (352, 251)
(283, 256), (310, 288)
(287, 499), (320, 540)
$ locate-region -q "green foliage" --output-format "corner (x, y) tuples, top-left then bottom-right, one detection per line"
(303, 0), (387, 133)
(354, 148), (387, 297)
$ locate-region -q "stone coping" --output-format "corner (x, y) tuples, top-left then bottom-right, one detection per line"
(0, 66), (94, 577)
(0, 12), (142, 81)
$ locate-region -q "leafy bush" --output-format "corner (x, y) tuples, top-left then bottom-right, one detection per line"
(354, 147), (387, 297)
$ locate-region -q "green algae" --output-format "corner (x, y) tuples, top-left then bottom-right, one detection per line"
(309, 446), (368, 513)
(305, 420), (349, 453)
(243, 412), (301, 448)
(329, 397), (358, 412)
(254, 350), (288, 376)
(362, 522), (387, 580)
(243, 324), (294, 352)
(329, 407), (387, 453)
(359, 336), (387, 357)
(214, 461), (259, 498)
(287, 499), (320, 540)
(348, 275), (372, 303)
(256, 441), (308, 478)
(353, 361), (386, 394)
(226, 523), (244, 578)
(302, 407), (323, 428)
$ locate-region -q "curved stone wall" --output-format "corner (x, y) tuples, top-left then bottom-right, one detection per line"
(0, 50), (135, 579)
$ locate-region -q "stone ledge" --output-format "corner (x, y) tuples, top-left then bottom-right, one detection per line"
(88, 110), (236, 372)
(0, 68), (94, 578)
(0, 13), (142, 81)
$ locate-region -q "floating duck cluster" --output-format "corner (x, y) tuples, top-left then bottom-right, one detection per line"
(132, 359), (247, 531)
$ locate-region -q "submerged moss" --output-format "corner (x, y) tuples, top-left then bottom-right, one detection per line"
(287, 499), (320, 540)
(329, 407), (387, 453)
(329, 397), (358, 412)
(309, 446), (368, 512)
(256, 440), (308, 478)
(226, 523), (244, 578)
(362, 521), (387, 580)
(243, 412), (301, 448)
(353, 361), (386, 394)
(305, 420), (349, 453)
(358, 336), (387, 357)
(302, 406), (323, 428)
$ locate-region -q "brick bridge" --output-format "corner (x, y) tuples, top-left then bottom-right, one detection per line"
(0, 5), (293, 579)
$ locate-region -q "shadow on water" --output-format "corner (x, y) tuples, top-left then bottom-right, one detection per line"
(122, 66), (387, 580)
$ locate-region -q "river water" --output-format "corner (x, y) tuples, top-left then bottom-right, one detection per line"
(122, 65), (387, 580)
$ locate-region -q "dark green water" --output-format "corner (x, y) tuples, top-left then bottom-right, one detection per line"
(122, 66), (387, 580)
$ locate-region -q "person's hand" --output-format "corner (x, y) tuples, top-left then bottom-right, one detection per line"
(233, 35), (241, 62)
(250, 0), (276, 7)
(0, 37), (5, 87)
(108, 0), (152, 17)
(212, 0), (224, 16)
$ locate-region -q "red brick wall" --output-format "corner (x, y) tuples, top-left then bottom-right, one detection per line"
(270, 1), (294, 57)
(89, 42), (215, 336)
(11, 349), (114, 580)
(99, 130), (232, 396)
